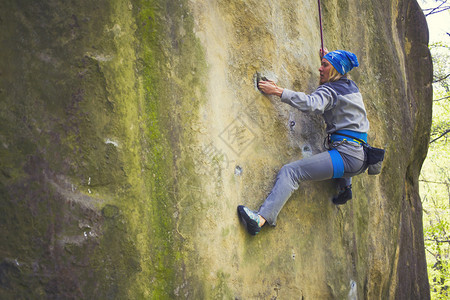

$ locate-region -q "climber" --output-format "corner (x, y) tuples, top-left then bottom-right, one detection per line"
(238, 49), (369, 236)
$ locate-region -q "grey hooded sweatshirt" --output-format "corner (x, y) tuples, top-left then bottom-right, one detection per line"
(280, 77), (370, 160)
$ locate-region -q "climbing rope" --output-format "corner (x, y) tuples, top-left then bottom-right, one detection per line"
(317, 0), (324, 56)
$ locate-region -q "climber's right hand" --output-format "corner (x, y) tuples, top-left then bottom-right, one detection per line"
(319, 47), (329, 59)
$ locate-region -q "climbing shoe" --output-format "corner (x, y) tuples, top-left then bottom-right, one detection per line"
(332, 185), (352, 205)
(237, 205), (262, 235)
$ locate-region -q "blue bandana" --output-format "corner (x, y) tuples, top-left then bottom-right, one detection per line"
(324, 50), (359, 75)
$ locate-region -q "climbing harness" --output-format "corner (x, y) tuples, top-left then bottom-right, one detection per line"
(326, 130), (367, 178)
(330, 130), (368, 145)
(328, 131), (386, 176)
(317, 0), (324, 56)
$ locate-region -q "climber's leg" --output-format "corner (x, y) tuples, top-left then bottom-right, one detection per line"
(332, 153), (365, 205)
(332, 178), (352, 205)
(258, 151), (333, 226)
(336, 177), (352, 189)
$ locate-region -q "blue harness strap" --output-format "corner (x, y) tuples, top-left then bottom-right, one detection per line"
(331, 130), (368, 144)
(328, 149), (344, 178)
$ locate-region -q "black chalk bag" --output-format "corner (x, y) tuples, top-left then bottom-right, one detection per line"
(364, 145), (385, 175)
(331, 131), (386, 175)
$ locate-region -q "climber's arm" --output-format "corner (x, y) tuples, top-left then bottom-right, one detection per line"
(280, 85), (337, 114)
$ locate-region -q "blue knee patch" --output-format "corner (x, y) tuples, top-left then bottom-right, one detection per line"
(329, 149), (344, 178)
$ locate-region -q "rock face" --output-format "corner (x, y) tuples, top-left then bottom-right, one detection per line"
(0, 0), (432, 299)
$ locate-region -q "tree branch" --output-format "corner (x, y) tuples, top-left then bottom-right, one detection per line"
(434, 95), (450, 102)
(425, 6), (450, 16)
(425, 238), (450, 243)
(433, 73), (450, 83)
(426, 247), (437, 258)
(430, 128), (450, 143)
(423, 0), (450, 16)
(419, 179), (450, 185)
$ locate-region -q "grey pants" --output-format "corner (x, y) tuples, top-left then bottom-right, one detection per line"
(258, 150), (365, 226)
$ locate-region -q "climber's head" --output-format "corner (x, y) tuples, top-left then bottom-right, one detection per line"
(320, 50), (359, 84)
(319, 59), (341, 84)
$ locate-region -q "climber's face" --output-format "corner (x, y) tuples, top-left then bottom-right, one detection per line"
(319, 58), (332, 84)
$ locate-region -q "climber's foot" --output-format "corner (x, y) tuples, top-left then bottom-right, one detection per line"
(332, 185), (352, 205)
(237, 205), (264, 235)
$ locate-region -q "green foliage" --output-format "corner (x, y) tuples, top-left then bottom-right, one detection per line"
(420, 40), (450, 300)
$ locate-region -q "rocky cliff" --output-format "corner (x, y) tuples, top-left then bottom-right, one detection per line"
(0, 0), (432, 299)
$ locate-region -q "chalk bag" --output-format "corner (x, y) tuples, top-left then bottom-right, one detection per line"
(365, 146), (385, 175)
